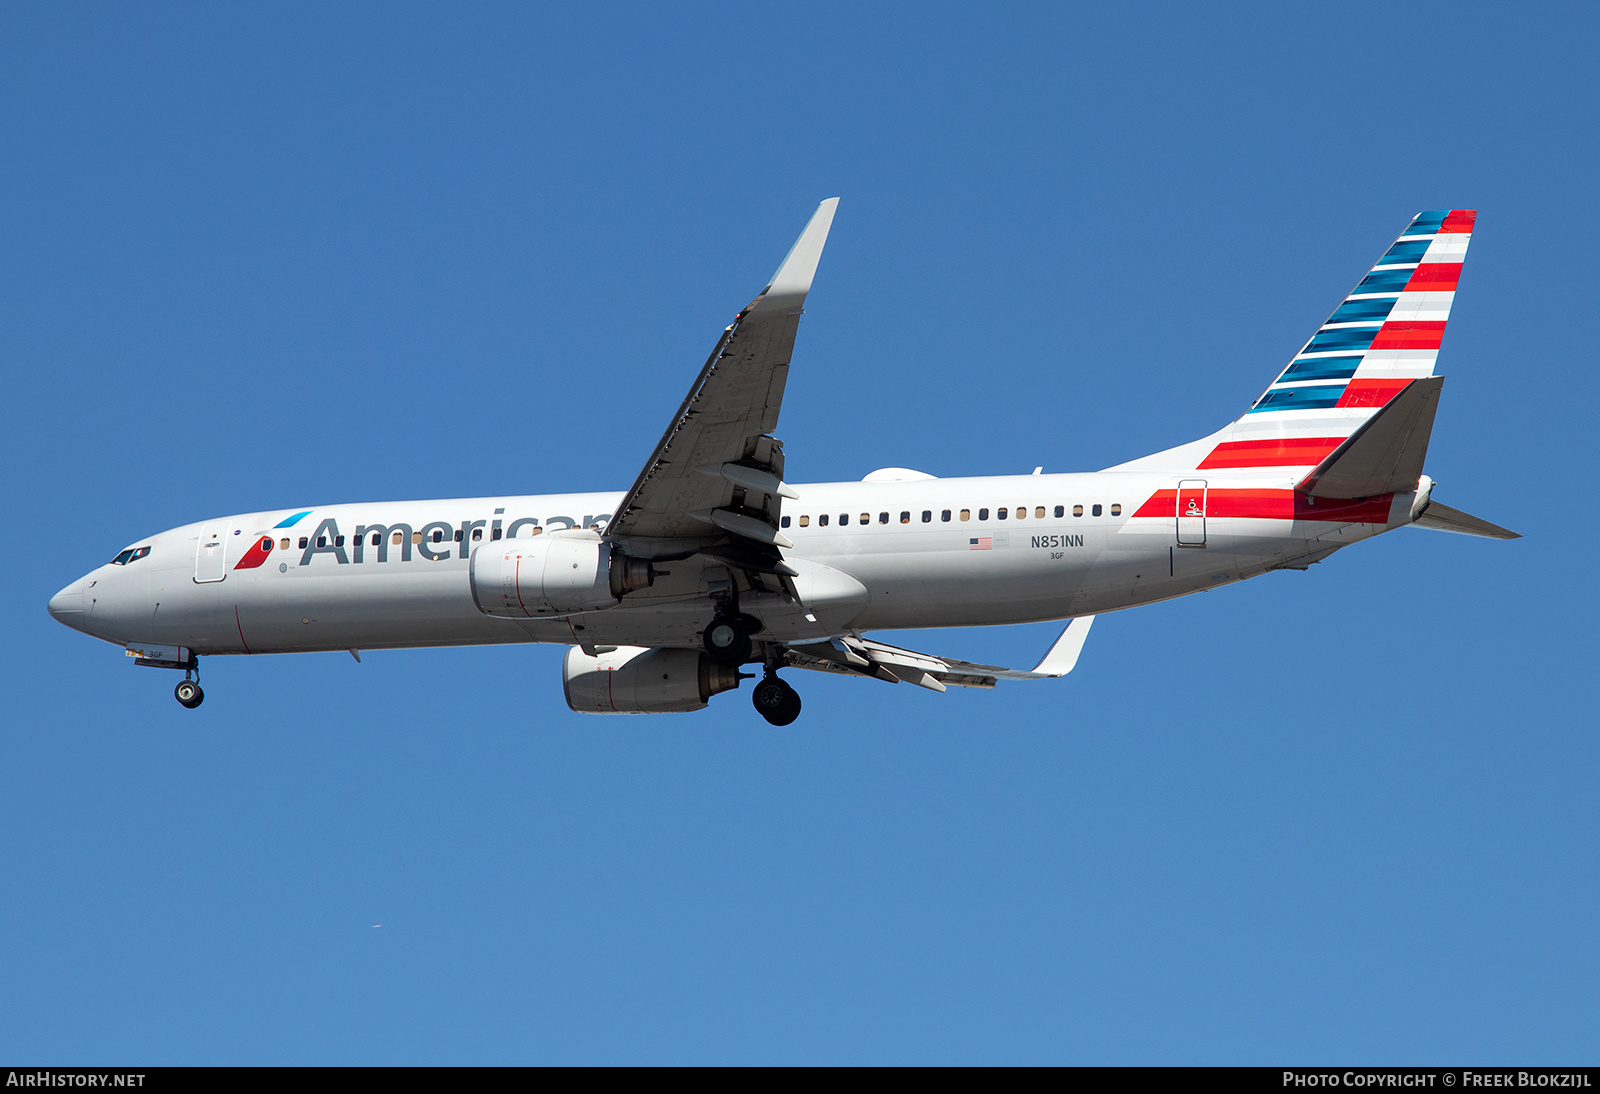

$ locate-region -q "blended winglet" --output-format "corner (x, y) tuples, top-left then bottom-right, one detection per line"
(1029, 616), (1095, 677)
(750, 198), (839, 315)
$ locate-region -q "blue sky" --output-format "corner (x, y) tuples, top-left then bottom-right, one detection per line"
(3, 2), (1597, 1064)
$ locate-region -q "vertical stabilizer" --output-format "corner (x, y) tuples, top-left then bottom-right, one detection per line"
(1111, 210), (1475, 473)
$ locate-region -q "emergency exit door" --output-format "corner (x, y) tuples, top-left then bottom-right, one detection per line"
(1176, 479), (1207, 546)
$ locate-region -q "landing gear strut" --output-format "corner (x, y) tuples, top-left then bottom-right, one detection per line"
(174, 664), (204, 709)
(752, 672), (801, 726)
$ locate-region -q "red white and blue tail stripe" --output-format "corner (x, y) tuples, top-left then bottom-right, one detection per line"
(1110, 210), (1474, 474)
(1249, 209), (1473, 418)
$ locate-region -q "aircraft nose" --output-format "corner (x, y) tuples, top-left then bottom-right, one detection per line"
(48, 577), (87, 629)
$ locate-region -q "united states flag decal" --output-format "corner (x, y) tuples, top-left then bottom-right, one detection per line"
(969, 537), (992, 551)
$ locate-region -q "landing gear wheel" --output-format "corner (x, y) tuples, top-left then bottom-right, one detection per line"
(174, 680), (204, 709)
(703, 617), (752, 665)
(753, 675), (802, 726)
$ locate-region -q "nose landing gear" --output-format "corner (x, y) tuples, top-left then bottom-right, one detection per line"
(752, 672), (801, 726)
(173, 661), (203, 709)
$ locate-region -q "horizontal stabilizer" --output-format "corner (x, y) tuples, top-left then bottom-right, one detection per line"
(1297, 376), (1443, 498)
(1412, 501), (1520, 540)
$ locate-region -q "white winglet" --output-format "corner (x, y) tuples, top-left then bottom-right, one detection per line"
(1030, 616), (1095, 676)
(749, 198), (839, 315)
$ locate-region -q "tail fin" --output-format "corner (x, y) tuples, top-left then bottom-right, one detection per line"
(1112, 210), (1475, 473)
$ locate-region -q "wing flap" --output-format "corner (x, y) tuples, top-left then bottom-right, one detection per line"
(782, 619), (1097, 691)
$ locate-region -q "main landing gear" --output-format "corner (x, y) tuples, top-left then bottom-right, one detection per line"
(703, 615), (753, 666)
(752, 672), (801, 726)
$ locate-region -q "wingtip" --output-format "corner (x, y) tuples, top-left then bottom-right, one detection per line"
(753, 199), (840, 311)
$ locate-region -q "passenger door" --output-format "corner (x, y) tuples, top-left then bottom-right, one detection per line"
(1176, 480), (1207, 547)
(194, 521), (232, 583)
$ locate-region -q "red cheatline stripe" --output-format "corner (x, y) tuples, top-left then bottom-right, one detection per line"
(1197, 437), (1345, 469)
(1404, 263), (1461, 292)
(1336, 379), (1411, 408)
(1369, 320), (1447, 350)
(1439, 209), (1476, 234)
(1133, 488), (1393, 524)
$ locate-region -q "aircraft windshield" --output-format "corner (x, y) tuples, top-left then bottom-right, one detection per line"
(111, 546), (150, 565)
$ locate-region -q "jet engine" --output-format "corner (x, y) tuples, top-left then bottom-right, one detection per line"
(469, 529), (656, 617)
(563, 646), (742, 714)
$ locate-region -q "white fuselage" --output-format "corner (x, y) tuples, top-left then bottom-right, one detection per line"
(49, 469), (1412, 657)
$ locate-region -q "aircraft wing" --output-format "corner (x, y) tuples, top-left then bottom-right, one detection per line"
(605, 199), (839, 559)
(782, 617), (1096, 691)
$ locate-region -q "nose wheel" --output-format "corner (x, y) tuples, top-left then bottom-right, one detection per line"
(752, 673), (801, 726)
(174, 679), (204, 709)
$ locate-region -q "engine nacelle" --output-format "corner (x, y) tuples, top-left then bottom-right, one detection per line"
(469, 529), (655, 617)
(563, 646), (742, 714)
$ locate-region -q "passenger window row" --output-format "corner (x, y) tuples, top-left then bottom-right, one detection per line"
(779, 503), (1121, 529)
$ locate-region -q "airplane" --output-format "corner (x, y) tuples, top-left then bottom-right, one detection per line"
(46, 199), (1517, 724)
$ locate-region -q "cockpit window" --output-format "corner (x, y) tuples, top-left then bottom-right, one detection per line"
(111, 546), (151, 565)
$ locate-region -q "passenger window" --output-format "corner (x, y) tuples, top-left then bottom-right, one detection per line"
(960, 509), (971, 521)
(317, 536), (327, 548)
(453, 529), (463, 542)
(979, 508), (989, 521)
(1035, 507), (1046, 519)
(392, 532), (403, 545)
(299, 537), (309, 548)
(491, 528), (502, 540)
(997, 507), (1007, 520)
(819, 514), (829, 527)
(471, 528), (483, 540)
(1054, 505), (1064, 518)
(1110, 504), (1122, 516)
(530, 526), (543, 536)
(1072, 506), (1083, 517)
(860, 513), (870, 525)
(280, 538), (291, 550)
(432, 530), (444, 543)
(878, 512), (888, 524)
(941, 510), (951, 522)
(334, 536), (345, 547)
(840, 514), (848, 526)
(781, 516), (792, 528)
(900, 511), (910, 524)
(922, 510), (932, 523)
(1016, 507), (1026, 519)
(799, 515), (810, 527)
(412, 532), (422, 544)
(1092, 504), (1103, 516)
